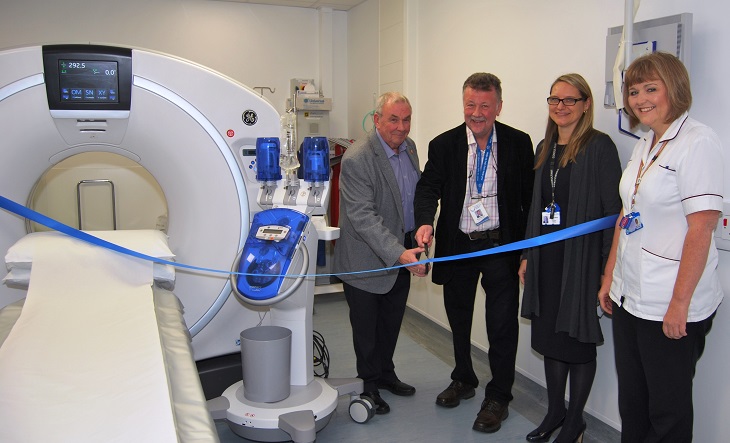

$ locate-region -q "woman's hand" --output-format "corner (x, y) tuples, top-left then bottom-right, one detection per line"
(598, 274), (613, 315)
(663, 300), (689, 339)
(598, 212), (622, 316)
(663, 210), (720, 338)
(518, 259), (527, 285)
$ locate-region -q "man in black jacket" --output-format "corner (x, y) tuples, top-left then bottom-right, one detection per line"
(414, 72), (534, 434)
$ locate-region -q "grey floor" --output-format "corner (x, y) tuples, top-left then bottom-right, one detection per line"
(216, 293), (620, 443)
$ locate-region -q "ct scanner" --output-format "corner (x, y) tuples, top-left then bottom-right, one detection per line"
(0, 44), (370, 442)
(0, 43), (280, 360)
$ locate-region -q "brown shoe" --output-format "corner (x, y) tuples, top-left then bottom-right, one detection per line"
(435, 380), (476, 408)
(472, 398), (509, 433)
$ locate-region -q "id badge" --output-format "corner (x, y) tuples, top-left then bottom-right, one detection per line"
(541, 203), (561, 226)
(620, 211), (644, 235)
(468, 201), (490, 225)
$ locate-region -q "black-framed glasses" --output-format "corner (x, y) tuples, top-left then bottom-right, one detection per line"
(547, 97), (585, 106)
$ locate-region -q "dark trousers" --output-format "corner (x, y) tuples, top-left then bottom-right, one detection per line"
(612, 301), (715, 443)
(443, 232), (520, 403)
(344, 233), (413, 393)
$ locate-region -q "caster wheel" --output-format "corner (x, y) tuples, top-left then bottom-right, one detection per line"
(349, 396), (375, 424)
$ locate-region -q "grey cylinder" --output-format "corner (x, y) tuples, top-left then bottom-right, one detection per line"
(240, 325), (292, 403)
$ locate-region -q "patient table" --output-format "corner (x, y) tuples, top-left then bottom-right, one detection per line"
(0, 231), (218, 442)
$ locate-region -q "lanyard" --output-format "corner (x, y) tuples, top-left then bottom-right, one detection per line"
(474, 129), (494, 194)
(548, 143), (560, 206)
(630, 140), (669, 209)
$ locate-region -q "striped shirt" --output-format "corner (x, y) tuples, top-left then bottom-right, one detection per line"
(460, 125), (499, 233)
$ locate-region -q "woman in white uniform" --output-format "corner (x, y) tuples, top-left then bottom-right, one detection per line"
(598, 52), (724, 442)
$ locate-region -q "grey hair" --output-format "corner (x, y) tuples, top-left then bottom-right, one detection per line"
(462, 72), (502, 101)
(375, 91), (411, 115)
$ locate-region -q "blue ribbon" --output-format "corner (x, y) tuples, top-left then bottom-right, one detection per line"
(1, 194), (617, 278)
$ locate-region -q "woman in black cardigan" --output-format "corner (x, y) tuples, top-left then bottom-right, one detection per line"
(518, 73), (622, 443)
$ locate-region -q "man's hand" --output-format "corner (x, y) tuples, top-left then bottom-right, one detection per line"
(415, 225), (434, 248)
(400, 247), (427, 277)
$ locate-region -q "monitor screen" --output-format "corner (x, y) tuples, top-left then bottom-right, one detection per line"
(58, 60), (119, 104)
(43, 45), (132, 112)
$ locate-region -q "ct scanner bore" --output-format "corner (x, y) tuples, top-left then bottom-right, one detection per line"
(27, 152), (168, 233)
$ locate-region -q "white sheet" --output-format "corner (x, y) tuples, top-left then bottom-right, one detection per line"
(3, 263), (176, 290)
(0, 235), (178, 442)
(4, 230), (176, 290)
(4, 229), (176, 268)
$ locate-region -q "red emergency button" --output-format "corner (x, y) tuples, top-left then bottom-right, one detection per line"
(227, 129), (235, 137)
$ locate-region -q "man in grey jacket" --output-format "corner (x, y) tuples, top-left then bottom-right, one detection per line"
(333, 92), (427, 415)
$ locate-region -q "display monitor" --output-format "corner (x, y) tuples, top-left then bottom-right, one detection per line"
(43, 45), (132, 112)
(58, 60), (119, 104)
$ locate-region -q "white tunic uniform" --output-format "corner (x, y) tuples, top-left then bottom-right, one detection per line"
(610, 112), (724, 322)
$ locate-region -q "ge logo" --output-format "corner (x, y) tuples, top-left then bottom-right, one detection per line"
(242, 110), (258, 126)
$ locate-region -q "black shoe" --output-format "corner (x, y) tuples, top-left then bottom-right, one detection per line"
(472, 398), (509, 433)
(552, 421), (586, 443)
(435, 380), (476, 408)
(377, 379), (416, 396)
(362, 391), (390, 415)
(526, 416), (565, 442)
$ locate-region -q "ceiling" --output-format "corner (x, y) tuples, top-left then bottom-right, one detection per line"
(210, 0), (368, 11)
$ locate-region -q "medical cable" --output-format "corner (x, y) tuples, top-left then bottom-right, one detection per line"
(312, 330), (330, 378)
(256, 311), (268, 327)
(362, 110), (375, 133)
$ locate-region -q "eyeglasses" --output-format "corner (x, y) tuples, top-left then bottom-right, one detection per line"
(546, 97), (585, 106)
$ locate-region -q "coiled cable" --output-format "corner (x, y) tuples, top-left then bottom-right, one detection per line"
(312, 330), (330, 378)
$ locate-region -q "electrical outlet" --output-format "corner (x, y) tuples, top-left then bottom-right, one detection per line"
(715, 202), (730, 252)
(719, 215), (730, 241)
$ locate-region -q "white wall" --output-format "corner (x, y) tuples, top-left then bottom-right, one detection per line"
(0, 0), (349, 137)
(347, 0), (379, 140)
(399, 0), (730, 439)
(379, 0), (405, 93)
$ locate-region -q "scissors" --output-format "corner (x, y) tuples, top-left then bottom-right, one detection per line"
(423, 244), (431, 275)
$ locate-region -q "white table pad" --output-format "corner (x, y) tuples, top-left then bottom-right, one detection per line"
(0, 235), (178, 442)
